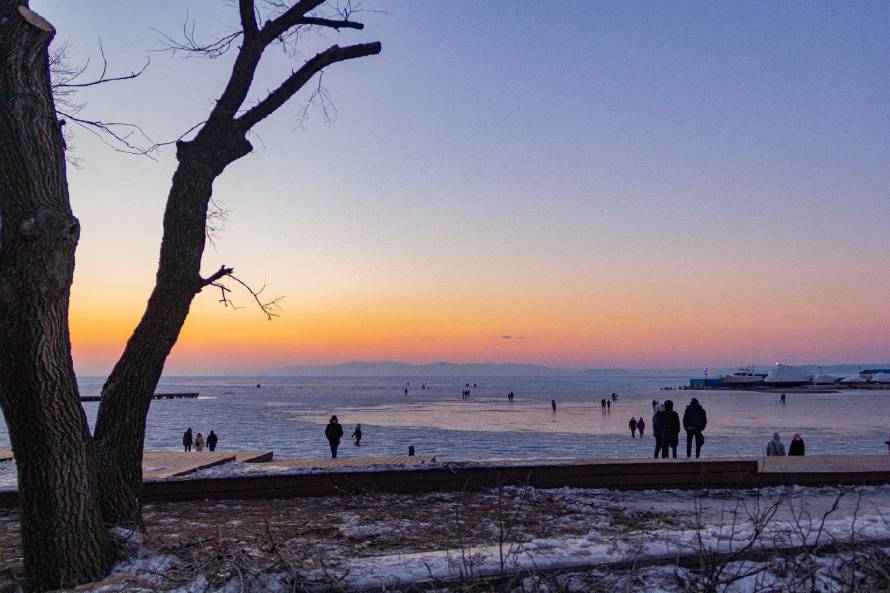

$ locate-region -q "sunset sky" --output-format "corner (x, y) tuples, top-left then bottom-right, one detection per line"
(39, 1), (890, 375)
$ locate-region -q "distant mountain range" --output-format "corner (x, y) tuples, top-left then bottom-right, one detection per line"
(264, 362), (577, 377)
(262, 362), (890, 378)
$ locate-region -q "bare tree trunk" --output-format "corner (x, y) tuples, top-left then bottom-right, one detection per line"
(93, 130), (252, 526)
(0, 2), (114, 590)
(91, 0), (380, 528)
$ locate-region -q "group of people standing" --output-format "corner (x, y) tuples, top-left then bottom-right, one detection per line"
(181, 427), (218, 452)
(648, 398), (707, 459)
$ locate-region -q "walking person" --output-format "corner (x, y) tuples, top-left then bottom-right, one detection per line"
(601, 398), (607, 411)
(788, 433), (805, 456)
(325, 415), (344, 458)
(182, 427), (193, 452)
(551, 399), (557, 412)
(659, 400), (681, 459)
(352, 424), (363, 447)
(682, 398), (707, 458)
(765, 432), (786, 456)
(780, 392), (786, 405)
(194, 432), (205, 452)
(629, 417), (638, 438)
(652, 404), (664, 459)
(637, 417), (646, 437)
(606, 399), (611, 411)
(207, 430), (218, 452)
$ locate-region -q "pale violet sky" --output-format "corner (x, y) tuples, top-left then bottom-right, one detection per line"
(33, 1), (890, 374)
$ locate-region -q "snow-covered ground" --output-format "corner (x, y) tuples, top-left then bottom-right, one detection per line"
(6, 483), (884, 592)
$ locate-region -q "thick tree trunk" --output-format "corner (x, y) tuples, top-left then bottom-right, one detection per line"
(0, 2), (114, 590)
(93, 131), (252, 527)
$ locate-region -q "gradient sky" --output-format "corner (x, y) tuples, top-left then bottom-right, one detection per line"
(35, 1), (890, 374)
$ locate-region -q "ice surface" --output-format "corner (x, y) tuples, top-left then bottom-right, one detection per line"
(0, 373), (887, 474)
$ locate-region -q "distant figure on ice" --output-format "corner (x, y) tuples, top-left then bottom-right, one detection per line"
(352, 424), (363, 447)
(637, 417), (646, 437)
(788, 433), (805, 456)
(404, 387), (409, 396)
(611, 393), (618, 401)
(551, 399), (557, 412)
(765, 432), (786, 456)
(601, 398), (607, 411)
(780, 392), (786, 405)
(207, 430), (218, 452)
(182, 428), (193, 452)
(682, 398), (707, 458)
(606, 399), (611, 411)
(256, 383), (261, 389)
(886, 434), (890, 454)
(652, 399), (658, 410)
(629, 417), (638, 438)
(194, 432), (205, 452)
(326, 415), (344, 458)
(652, 404), (664, 458)
(659, 400), (681, 459)
(507, 391), (514, 402)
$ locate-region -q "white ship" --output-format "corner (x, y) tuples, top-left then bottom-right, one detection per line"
(719, 365), (766, 387)
(763, 363), (813, 387)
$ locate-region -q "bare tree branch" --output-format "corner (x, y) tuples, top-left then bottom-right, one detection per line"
(236, 41), (380, 132)
(200, 265), (282, 320)
(259, 0), (326, 43)
(296, 16), (364, 30)
(239, 0), (259, 35)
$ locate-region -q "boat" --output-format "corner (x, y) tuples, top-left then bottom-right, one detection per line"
(763, 363), (812, 387)
(719, 365), (766, 387)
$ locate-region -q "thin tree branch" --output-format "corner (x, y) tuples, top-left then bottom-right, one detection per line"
(236, 41), (380, 132)
(56, 40), (150, 88)
(199, 265), (283, 320)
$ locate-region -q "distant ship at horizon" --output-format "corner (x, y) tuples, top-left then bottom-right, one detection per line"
(719, 365), (767, 387)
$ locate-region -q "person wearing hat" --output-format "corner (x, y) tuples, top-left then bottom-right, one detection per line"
(325, 415), (344, 458)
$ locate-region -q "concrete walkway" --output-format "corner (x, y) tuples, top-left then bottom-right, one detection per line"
(759, 454), (890, 473)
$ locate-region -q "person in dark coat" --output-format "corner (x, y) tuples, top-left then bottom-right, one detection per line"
(207, 430), (218, 452)
(637, 417), (646, 437)
(652, 404), (664, 459)
(659, 400), (681, 458)
(682, 398), (707, 458)
(551, 399), (557, 412)
(629, 417), (638, 438)
(352, 424), (363, 447)
(182, 428), (193, 452)
(325, 415), (344, 458)
(788, 433), (805, 456)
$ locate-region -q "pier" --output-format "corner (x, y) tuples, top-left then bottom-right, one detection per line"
(79, 392), (200, 402)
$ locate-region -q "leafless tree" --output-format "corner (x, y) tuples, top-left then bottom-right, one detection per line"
(0, 0), (380, 590)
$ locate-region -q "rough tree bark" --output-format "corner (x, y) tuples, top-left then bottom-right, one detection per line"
(92, 0), (381, 527)
(0, 1), (114, 590)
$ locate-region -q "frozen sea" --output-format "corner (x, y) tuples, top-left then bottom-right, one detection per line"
(1, 371), (888, 460)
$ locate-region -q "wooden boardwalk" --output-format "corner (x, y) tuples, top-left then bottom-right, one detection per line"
(142, 450), (272, 479)
(267, 455), (436, 471)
